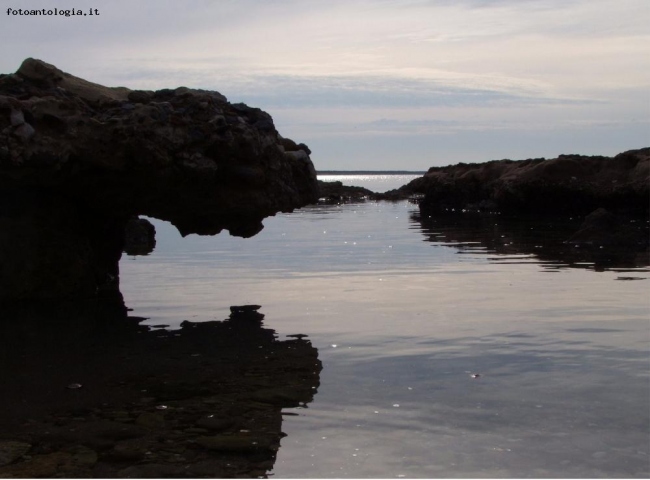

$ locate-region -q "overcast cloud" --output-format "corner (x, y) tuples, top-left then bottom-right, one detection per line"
(1, 0), (648, 169)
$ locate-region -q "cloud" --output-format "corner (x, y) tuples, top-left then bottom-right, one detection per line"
(1, 0), (648, 169)
(80, 58), (598, 110)
(231, 75), (577, 109)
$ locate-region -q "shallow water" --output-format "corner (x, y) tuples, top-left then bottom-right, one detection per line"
(118, 176), (650, 478)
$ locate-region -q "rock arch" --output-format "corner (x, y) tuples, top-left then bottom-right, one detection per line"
(0, 59), (318, 304)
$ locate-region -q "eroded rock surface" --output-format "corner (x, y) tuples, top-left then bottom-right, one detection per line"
(0, 58), (318, 303)
(396, 149), (650, 215)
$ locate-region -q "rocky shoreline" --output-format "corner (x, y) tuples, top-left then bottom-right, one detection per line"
(0, 305), (321, 478)
(0, 57), (647, 479)
(393, 148), (649, 216)
(3, 58), (645, 305)
(317, 148), (649, 253)
(0, 58), (318, 305)
(316, 180), (376, 203)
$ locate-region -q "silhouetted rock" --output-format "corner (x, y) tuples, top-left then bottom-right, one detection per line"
(373, 185), (422, 201)
(412, 149), (649, 215)
(0, 304), (321, 478)
(317, 180), (374, 202)
(123, 217), (156, 256)
(0, 58), (318, 304)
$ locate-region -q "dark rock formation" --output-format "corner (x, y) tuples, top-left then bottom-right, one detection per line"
(408, 149), (649, 215)
(317, 180), (374, 203)
(372, 186), (422, 201)
(123, 217), (156, 256)
(0, 58), (318, 304)
(0, 304), (321, 478)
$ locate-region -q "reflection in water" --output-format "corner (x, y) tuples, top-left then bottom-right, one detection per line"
(0, 302), (321, 478)
(411, 210), (649, 272)
(114, 199), (648, 477)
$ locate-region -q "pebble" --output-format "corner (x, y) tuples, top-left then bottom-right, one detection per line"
(251, 387), (302, 405)
(68, 445), (98, 467)
(135, 412), (165, 429)
(110, 441), (147, 461)
(184, 427), (209, 435)
(10, 108), (25, 126)
(195, 417), (235, 432)
(0, 441), (32, 466)
(117, 463), (184, 478)
(0, 452), (74, 477)
(12, 123), (36, 141)
(195, 435), (272, 453)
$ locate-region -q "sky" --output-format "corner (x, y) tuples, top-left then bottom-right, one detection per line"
(1, 0), (648, 170)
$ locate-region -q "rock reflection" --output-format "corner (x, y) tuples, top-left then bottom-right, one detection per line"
(411, 210), (649, 271)
(0, 302), (321, 478)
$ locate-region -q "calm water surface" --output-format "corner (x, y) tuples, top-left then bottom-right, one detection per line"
(120, 175), (650, 478)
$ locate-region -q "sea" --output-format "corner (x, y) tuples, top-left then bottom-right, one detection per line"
(119, 173), (650, 478)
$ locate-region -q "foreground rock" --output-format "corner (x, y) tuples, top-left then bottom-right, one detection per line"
(0, 58), (318, 304)
(0, 305), (321, 478)
(394, 149), (649, 215)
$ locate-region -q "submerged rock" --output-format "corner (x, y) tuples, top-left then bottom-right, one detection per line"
(0, 441), (31, 467)
(0, 58), (319, 304)
(0, 304), (321, 478)
(195, 434), (275, 453)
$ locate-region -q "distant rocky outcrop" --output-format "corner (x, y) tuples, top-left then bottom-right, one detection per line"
(399, 149), (650, 215)
(0, 58), (318, 304)
(317, 180), (375, 203)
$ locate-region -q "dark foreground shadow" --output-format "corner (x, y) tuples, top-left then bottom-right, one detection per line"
(411, 211), (649, 272)
(0, 303), (321, 478)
